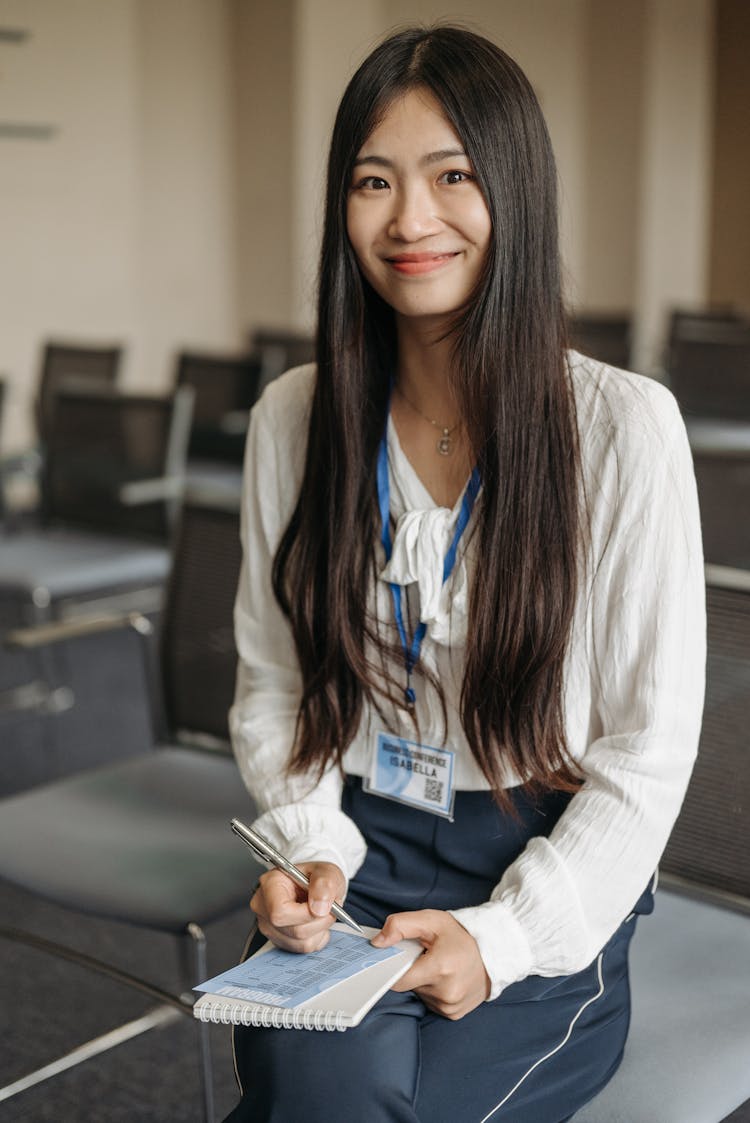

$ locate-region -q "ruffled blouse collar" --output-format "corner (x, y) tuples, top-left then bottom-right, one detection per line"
(378, 416), (479, 647)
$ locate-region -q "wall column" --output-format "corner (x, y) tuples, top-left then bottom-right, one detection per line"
(632, 0), (714, 375)
(290, 0), (381, 329)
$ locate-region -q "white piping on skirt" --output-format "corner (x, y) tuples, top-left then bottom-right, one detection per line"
(477, 951), (606, 1123)
(626, 869), (659, 923)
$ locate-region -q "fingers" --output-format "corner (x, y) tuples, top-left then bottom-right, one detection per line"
(257, 916), (332, 954)
(372, 910), (491, 1020)
(250, 862), (347, 954)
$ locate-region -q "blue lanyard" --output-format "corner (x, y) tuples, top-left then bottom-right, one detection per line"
(377, 426), (481, 708)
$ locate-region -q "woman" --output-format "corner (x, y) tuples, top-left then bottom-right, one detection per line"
(226, 25), (705, 1123)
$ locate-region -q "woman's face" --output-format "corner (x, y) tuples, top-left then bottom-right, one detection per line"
(346, 88), (492, 329)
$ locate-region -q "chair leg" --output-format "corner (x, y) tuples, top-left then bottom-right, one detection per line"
(188, 922), (215, 1123)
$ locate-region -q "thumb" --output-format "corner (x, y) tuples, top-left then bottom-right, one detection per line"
(306, 864), (343, 918)
(371, 911), (437, 949)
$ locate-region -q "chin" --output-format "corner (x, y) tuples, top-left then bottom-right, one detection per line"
(373, 283), (473, 322)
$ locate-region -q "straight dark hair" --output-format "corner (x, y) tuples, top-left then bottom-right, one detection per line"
(273, 25), (584, 809)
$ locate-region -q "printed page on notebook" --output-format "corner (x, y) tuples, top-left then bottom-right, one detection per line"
(193, 924), (423, 1031)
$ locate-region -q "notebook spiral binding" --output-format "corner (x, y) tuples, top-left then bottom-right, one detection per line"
(194, 1000), (348, 1032)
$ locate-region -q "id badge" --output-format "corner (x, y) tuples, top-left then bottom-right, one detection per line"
(364, 731), (456, 820)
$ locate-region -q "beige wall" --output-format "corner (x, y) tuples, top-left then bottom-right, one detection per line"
(0, 0), (240, 452)
(0, 0), (730, 455)
(133, 0), (241, 388)
(233, 0), (294, 333)
(0, 0), (140, 450)
(580, 0), (646, 313)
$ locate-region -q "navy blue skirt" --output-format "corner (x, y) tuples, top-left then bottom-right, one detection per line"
(226, 778), (653, 1123)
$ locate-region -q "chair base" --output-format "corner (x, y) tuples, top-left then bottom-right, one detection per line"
(0, 1005), (181, 1105)
(0, 921), (216, 1123)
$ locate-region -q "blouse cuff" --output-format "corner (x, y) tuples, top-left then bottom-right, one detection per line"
(449, 901), (535, 1001)
(250, 804), (368, 889)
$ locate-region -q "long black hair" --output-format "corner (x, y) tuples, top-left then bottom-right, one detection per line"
(273, 25), (583, 809)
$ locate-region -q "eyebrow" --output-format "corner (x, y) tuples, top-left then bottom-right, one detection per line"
(352, 147), (468, 169)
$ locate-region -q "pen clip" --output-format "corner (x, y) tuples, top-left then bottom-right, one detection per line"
(230, 820), (269, 866)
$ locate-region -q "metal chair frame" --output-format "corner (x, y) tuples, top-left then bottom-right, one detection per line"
(0, 496), (256, 1122)
(0, 384), (193, 721)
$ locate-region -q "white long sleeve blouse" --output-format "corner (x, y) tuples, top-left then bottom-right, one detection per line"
(229, 352), (706, 999)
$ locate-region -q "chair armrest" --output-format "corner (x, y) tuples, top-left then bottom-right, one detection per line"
(4, 606), (168, 741)
(119, 475), (185, 506)
(705, 564), (750, 592)
(5, 611), (153, 650)
(686, 417), (750, 455)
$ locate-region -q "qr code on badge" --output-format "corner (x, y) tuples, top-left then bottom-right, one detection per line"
(424, 778), (444, 804)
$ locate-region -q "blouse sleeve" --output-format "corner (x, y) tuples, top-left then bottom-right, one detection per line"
(229, 377), (367, 883)
(449, 380), (706, 999)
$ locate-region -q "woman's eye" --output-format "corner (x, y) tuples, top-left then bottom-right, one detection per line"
(354, 175), (389, 191)
(438, 170), (474, 185)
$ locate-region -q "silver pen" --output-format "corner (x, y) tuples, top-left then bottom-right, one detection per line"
(230, 818), (365, 936)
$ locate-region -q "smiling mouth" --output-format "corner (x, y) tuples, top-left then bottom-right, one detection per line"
(386, 252), (460, 275)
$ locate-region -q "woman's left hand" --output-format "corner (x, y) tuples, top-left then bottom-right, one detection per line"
(371, 910), (490, 1020)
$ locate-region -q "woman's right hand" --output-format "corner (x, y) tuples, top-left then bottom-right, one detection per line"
(250, 862), (348, 953)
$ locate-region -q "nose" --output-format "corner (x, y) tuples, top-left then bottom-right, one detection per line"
(387, 183), (442, 242)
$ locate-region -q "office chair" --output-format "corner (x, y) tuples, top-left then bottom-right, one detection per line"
(0, 376), (6, 520)
(667, 334), (750, 421)
(688, 435), (750, 569)
(176, 350), (260, 463)
(250, 326), (315, 396)
(175, 350), (260, 501)
(0, 383), (192, 723)
(576, 565), (750, 1122)
(36, 341), (122, 444)
(567, 313), (632, 370)
(0, 342), (123, 522)
(667, 306), (748, 349)
(0, 497), (261, 1123)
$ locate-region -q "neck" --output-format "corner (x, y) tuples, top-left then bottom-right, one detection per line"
(395, 317), (459, 424)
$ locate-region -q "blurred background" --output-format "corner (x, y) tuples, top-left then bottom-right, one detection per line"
(0, 3), (748, 1122)
(0, 0), (748, 457)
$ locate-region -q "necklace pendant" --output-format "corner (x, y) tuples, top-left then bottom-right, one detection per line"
(437, 430), (452, 456)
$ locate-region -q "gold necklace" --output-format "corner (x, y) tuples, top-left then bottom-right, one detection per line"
(394, 384), (460, 457)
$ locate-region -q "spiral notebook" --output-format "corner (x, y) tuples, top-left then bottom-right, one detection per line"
(193, 924), (422, 1031)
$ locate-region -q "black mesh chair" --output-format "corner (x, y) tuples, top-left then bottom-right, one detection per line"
(667, 306), (748, 348)
(175, 350), (260, 501)
(666, 329), (750, 569)
(0, 498), (260, 1123)
(567, 314), (632, 370)
(667, 335), (750, 421)
(176, 350), (260, 464)
(0, 384), (193, 720)
(37, 342), (122, 446)
(250, 326), (315, 396)
(687, 429), (750, 569)
(0, 342), (123, 519)
(0, 376), (6, 520)
(576, 566), (750, 1122)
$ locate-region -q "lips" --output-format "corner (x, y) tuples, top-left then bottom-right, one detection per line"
(386, 252), (460, 275)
